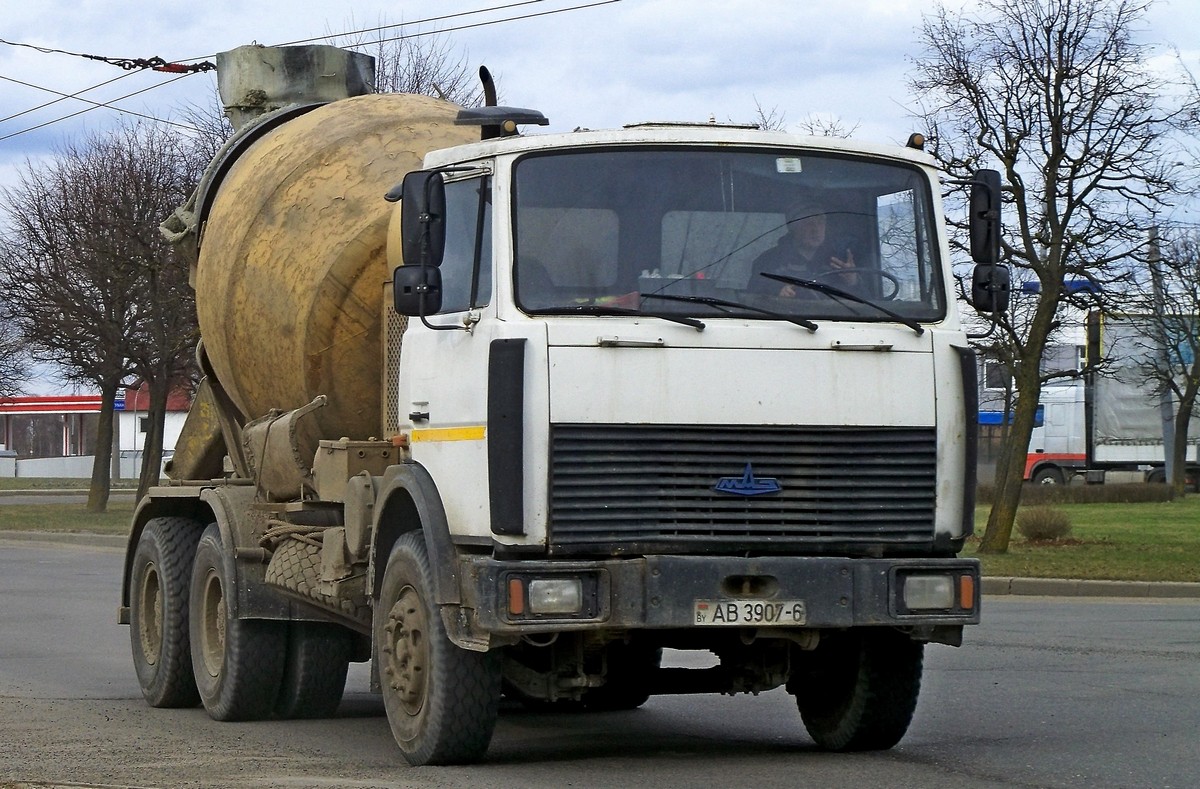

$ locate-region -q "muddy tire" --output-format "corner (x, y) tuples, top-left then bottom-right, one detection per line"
(129, 516), (204, 707)
(375, 531), (502, 765)
(189, 524), (287, 721)
(792, 629), (923, 751)
(274, 621), (352, 719)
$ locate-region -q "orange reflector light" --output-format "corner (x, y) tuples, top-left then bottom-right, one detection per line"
(960, 575), (976, 610)
(508, 578), (525, 616)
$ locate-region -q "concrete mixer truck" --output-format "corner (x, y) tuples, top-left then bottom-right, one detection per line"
(118, 44), (1003, 765)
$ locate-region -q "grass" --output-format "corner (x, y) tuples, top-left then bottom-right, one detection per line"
(2, 480), (1198, 582)
(967, 497), (1200, 582)
(0, 500), (135, 536)
(0, 476), (136, 491)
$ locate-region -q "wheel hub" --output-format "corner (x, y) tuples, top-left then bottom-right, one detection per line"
(383, 585), (428, 715)
(199, 567), (226, 678)
(137, 561), (162, 665)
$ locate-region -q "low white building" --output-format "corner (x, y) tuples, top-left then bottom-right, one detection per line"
(0, 383), (189, 479)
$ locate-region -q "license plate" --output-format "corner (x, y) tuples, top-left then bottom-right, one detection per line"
(693, 599), (807, 626)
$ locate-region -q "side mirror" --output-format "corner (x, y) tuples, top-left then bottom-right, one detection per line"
(969, 168), (1002, 265)
(393, 265), (443, 316)
(970, 263), (1010, 314)
(400, 171), (447, 267)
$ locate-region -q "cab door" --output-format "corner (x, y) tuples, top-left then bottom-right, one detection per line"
(398, 174), (498, 540)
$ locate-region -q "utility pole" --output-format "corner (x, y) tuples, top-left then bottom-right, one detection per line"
(1148, 227), (1175, 481)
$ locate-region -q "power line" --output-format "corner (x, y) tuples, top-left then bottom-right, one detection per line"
(274, 0), (549, 47)
(0, 37), (213, 73)
(0, 71), (137, 125)
(0, 73), (193, 142)
(320, 0), (623, 48)
(0, 0), (621, 142)
(0, 73), (199, 132)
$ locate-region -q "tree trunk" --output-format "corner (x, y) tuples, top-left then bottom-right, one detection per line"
(979, 293), (1059, 554)
(979, 381), (1041, 553)
(1170, 387), (1198, 497)
(137, 375), (170, 500)
(87, 380), (120, 513)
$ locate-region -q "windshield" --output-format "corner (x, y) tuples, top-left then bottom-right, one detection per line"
(511, 147), (945, 324)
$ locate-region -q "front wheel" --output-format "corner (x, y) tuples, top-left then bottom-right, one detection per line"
(1032, 466), (1066, 485)
(791, 629), (923, 751)
(375, 531), (502, 765)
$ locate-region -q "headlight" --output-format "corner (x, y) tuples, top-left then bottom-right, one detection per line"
(527, 578), (584, 615)
(903, 574), (955, 610)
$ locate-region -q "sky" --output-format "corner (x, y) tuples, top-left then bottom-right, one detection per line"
(2, 0), (1199, 393)
(3, 0), (1195, 178)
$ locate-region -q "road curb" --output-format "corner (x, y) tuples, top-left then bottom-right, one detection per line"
(0, 530), (127, 549)
(981, 576), (1200, 599)
(0, 488), (137, 497)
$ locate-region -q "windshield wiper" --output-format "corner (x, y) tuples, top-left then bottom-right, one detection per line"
(539, 303), (705, 331)
(641, 293), (817, 331)
(759, 273), (924, 336)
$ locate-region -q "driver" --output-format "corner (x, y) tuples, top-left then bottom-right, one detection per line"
(750, 195), (859, 296)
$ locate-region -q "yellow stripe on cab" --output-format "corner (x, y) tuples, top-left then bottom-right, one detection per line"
(409, 426), (487, 443)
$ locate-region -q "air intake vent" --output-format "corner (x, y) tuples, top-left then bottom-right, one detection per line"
(549, 424), (937, 555)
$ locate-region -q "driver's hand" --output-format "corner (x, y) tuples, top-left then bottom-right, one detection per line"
(828, 248), (858, 286)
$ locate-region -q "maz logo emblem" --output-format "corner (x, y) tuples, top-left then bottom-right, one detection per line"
(713, 463), (782, 496)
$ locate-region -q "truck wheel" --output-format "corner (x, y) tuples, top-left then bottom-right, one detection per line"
(582, 642), (661, 711)
(189, 524), (287, 721)
(792, 629), (923, 751)
(129, 516), (204, 707)
(1032, 466), (1065, 485)
(375, 531), (502, 765)
(274, 621), (352, 719)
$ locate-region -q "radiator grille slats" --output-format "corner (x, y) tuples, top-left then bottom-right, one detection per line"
(549, 424), (937, 553)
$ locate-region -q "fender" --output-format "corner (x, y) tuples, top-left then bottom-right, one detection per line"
(119, 487), (213, 619)
(369, 461), (461, 608)
(118, 483), (289, 623)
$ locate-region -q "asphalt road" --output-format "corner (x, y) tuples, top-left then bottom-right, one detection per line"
(1, 539), (1198, 789)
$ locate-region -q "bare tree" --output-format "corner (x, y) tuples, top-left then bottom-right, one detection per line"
(0, 122), (201, 509)
(794, 115), (860, 139)
(330, 17), (482, 104)
(0, 297), (30, 397)
(1122, 228), (1200, 494)
(118, 124), (205, 498)
(909, 0), (1186, 552)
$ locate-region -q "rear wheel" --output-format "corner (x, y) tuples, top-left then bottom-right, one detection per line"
(274, 621), (352, 719)
(189, 524), (287, 721)
(129, 516), (204, 707)
(375, 531), (502, 765)
(791, 629), (923, 751)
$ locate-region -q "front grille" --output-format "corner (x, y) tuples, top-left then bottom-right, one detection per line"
(549, 424), (937, 554)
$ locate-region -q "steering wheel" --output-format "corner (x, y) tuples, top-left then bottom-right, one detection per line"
(812, 267), (901, 300)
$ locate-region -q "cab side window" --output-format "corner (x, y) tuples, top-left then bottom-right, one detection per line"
(437, 176), (492, 314)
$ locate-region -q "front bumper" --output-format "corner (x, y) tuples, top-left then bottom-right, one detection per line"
(459, 554), (980, 637)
